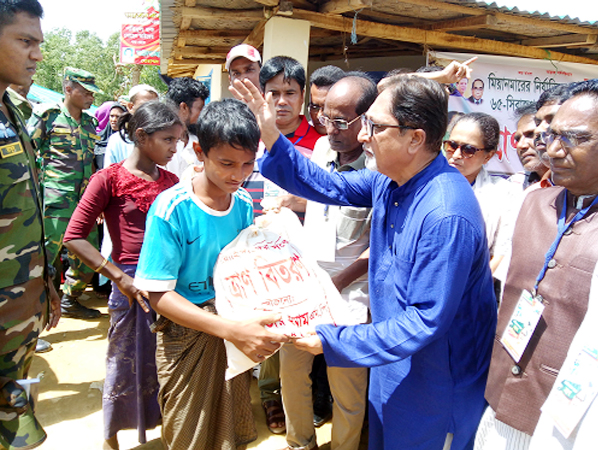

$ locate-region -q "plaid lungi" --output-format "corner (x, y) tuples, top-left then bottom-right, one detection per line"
(154, 301), (257, 449)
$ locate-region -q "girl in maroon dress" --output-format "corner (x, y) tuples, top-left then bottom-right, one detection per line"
(64, 101), (183, 449)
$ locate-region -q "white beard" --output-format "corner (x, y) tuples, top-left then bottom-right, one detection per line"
(365, 151), (378, 172)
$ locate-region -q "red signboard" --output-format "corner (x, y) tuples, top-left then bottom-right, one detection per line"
(120, 5), (160, 66)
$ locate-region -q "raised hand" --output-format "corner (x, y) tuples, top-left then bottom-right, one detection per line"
(438, 57), (477, 84)
(229, 79), (280, 149)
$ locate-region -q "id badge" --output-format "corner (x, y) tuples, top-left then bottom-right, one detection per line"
(541, 345), (598, 438)
(500, 289), (545, 363)
(303, 201), (336, 262)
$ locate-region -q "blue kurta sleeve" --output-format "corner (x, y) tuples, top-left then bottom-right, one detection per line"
(259, 133), (375, 208)
(317, 213), (486, 368)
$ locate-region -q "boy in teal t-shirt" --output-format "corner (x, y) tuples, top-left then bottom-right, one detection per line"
(134, 99), (287, 449)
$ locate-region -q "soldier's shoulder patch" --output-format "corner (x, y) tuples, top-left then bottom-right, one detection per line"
(32, 103), (61, 120)
(85, 112), (98, 127)
(33, 103), (60, 116)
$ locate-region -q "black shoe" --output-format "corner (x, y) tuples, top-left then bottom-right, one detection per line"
(35, 339), (52, 353)
(61, 295), (101, 319)
(313, 393), (332, 427)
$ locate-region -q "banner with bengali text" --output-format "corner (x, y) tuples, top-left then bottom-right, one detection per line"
(120, 0), (160, 66)
(430, 51), (598, 175)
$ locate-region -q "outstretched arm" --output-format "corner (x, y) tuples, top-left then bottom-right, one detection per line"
(378, 57), (477, 91)
(424, 57), (477, 84)
(294, 247), (370, 355)
(311, 215), (494, 367)
(232, 77), (375, 208)
(63, 172), (150, 312)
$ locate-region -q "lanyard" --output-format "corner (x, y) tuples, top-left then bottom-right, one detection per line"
(534, 191), (598, 293)
(291, 123), (312, 147)
(323, 161), (336, 219)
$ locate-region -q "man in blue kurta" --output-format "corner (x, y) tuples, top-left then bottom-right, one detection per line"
(231, 75), (497, 450)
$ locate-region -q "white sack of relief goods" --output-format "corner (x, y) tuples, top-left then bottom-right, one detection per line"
(214, 207), (350, 380)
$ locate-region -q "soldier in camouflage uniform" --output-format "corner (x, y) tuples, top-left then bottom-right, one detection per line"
(6, 83), (32, 122)
(0, 1), (61, 448)
(29, 67), (103, 319)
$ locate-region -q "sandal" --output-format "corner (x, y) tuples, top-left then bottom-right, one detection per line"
(263, 399), (286, 434)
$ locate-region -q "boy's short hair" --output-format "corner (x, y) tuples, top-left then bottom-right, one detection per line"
(259, 56), (306, 93)
(196, 98), (260, 155)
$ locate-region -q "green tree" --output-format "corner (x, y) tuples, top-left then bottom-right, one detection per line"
(36, 29), (167, 106)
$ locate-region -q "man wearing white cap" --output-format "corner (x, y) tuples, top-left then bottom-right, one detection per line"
(226, 44), (262, 91)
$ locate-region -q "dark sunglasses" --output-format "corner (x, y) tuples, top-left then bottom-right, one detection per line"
(443, 140), (487, 159)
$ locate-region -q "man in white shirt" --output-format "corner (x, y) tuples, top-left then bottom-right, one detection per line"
(164, 77), (209, 179)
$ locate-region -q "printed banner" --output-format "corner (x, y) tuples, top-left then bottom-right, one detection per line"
(120, 0), (160, 66)
(430, 51), (598, 175)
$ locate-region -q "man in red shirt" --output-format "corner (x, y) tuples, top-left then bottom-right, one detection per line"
(259, 56), (321, 159)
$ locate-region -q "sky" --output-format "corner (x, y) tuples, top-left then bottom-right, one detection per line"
(39, 0), (139, 42)
(38, 0), (598, 44)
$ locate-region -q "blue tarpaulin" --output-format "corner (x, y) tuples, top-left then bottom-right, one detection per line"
(27, 83), (98, 114)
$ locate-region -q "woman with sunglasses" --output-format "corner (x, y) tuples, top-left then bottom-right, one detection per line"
(444, 112), (521, 277)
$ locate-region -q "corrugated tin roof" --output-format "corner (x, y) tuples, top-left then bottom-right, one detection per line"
(469, 1), (598, 26)
(160, 0), (598, 77)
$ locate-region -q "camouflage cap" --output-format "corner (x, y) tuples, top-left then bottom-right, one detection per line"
(63, 67), (103, 94)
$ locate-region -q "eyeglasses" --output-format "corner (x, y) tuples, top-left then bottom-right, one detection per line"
(319, 115), (361, 131)
(360, 115), (416, 138)
(308, 103), (324, 113)
(443, 140), (487, 158)
(544, 129), (595, 151)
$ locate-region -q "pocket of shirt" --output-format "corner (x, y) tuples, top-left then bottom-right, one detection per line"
(48, 127), (74, 153)
(336, 206), (371, 242)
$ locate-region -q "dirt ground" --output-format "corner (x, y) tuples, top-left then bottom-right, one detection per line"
(31, 290), (351, 450)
